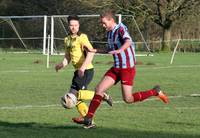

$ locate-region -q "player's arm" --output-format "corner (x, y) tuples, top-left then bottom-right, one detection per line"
(82, 44), (97, 53)
(55, 51), (71, 72)
(81, 34), (97, 53)
(79, 34), (95, 77)
(78, 50), (95, 77)
(109, 26), (132, 54)
(108, 39), (131, 54)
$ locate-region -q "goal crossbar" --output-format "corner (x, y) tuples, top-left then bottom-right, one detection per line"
(0, 15), (152, 57)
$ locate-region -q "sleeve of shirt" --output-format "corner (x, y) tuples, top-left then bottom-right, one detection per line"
(119, 25), (132, 41)
(64, 37), (70, 53)
(80, 34), (93, 49)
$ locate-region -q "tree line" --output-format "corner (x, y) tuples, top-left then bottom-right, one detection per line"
(0, 0), (200, 52)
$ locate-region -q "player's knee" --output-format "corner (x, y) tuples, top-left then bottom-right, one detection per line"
(95, 84), (100, 92)
(95, 85), (104, 96)
(123, 97), (133, 104)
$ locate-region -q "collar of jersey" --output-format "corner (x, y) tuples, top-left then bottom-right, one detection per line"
(70, 35), (79, 39)
(112, 23), (121, 32)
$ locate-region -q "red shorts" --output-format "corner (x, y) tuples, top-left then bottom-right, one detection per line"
(104, 67), (136, 86)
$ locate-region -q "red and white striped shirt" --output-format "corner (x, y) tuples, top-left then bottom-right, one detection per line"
(107, 23), (136, 69)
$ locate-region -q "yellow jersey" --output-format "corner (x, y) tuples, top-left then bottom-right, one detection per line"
(64, 33), (94, 70)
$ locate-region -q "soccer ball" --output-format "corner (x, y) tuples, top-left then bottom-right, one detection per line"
(60, 93), (77, 109)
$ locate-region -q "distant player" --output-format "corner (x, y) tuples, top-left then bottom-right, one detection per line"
(55, 15), (112, 123)
(73, 10), (169, 128)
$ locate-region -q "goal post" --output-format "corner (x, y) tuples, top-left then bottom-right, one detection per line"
(49, 14), (151, 56)
(0, 15), (152, 55)
(46, 35), (51, 68)
(170, 38), (181, 64)
(43, 15), (48, 55)
(49, 14), (123, 55)
(0, 15), (48, 53)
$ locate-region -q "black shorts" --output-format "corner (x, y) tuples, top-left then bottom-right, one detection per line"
(70, 68), (94, 91)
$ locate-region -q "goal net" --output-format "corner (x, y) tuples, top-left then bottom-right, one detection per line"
(0, 16), (47, 53)
(0, 15), (151, 55)
(50, 14), (151, 55)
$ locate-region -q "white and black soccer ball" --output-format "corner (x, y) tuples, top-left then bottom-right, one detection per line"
(60, 93), (77, 109)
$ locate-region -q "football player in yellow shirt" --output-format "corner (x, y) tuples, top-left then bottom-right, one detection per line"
(55, 15), (112, 124)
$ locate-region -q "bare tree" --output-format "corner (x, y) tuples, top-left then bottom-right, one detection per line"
(148, 0), (200, 51)
(80, 0), (200, 51)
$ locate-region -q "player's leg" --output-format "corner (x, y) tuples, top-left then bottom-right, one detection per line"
(73, 75), (115, 126)
(86, 75), (115, 118)
(122, 85), (169, 103)
(78, 68), (113, 106)
(73, 67), (118, 125)
(120, 68), (169, 103)
(60, 70), (89, 118)
(76, 100), (88, 117)
(74, 100), (96, 128)
(121, 84), (159, 103)
(75, 68), (95, 101)
(120, 67), (135, 103)
(121, 85), (134, 103)
(78, 90), (113, 106)
(78, 90), (94, 100)
(70, 69), (92, 118)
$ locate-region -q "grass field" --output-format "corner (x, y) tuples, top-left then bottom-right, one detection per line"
(0, 52), (200, 138)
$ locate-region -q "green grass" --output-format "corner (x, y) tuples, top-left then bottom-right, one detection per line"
(0, 52), (200, 138)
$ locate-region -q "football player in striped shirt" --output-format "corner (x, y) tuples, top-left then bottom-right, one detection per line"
(73, 10), (169, 128)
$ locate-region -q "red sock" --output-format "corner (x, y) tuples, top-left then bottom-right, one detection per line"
(132, 89), (157, 102)
(86, 94), (103, 118)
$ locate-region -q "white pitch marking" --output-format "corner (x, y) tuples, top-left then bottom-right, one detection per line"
(149, 65), (200, 70)
(0, 70), (30, 73)
(0, 64), (200, 73)
(0, 104), (59, 110)
(0, 95), (194, 110)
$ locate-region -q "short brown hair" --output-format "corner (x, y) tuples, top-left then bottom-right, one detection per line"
(67, 15), (79, 23)
(100, 9), (115, 20)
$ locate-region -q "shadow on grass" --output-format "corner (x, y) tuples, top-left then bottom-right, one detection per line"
(166, 121), (200, 127)
(0, 121), (199, 138)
